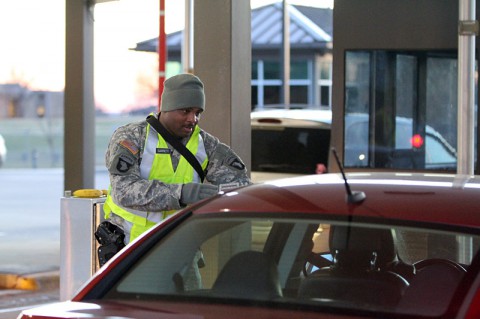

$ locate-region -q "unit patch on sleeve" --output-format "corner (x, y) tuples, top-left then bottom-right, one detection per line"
(227, 157), (245, 170)
(116, 154), (135, 173)
(119, 139), (139, 155)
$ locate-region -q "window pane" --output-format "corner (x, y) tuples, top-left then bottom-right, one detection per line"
(426, 57), (458, 157)
(290, 86), (308, 104)
(345, 51), (370, 114)
(264, 61), (280, 79)
(345, 51), (370, 167)
(263, 86), (281, 104)
(291, 61), (308, 79)
(251, 85), (258, 110)
(395, 55), (417, 119)
(251, 61), (258, 80)
(320, 85), (330, 107)
(320, 61), (331, 80)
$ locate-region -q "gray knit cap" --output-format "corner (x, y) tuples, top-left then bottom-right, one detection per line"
(160, 74), (205, 112)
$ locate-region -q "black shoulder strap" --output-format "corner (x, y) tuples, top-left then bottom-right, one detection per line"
(146, 115), (205, 182)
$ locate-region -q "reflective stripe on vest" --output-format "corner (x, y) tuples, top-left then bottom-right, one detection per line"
(104, 122), (208, 242)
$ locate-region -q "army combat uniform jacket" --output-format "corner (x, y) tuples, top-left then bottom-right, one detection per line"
(104, 116), (251, 243)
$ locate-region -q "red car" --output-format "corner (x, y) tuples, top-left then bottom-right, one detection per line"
(19, 172), (480, 318)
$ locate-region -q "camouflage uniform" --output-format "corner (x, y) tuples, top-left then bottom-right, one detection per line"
(105, 116), (251, 241)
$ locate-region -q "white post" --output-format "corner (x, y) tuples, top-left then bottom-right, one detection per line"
(457, 0), (476, 175)
(282, 0), (290, 108)
(182, 0), (194, 73)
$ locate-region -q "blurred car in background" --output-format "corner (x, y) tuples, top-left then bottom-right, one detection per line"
(344, 113), (457, 169)
(18, 172), (480, 318)
(0, 133), (7, 167)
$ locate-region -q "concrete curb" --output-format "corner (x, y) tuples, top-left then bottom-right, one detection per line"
(0, 270), (59, 292)
(0, 271), (60, 311)
(31, 270), (60, 290)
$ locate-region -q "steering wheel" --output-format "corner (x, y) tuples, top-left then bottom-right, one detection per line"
(414, 258), (467, 273)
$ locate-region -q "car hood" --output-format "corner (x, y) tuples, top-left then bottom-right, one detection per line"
(19, 300), (201, 319)
(19, 300), (358, 319)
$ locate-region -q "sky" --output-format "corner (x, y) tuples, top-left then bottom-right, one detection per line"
(0, 0), (333, 114)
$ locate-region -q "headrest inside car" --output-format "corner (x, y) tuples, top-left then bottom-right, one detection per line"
(329, 225), (396, 267)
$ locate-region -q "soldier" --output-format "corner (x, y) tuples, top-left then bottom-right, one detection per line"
(103, 73), (251, 245)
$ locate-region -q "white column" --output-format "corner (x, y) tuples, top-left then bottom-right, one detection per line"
(457, 0), (476, 175)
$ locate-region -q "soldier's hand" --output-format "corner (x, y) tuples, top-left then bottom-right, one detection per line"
(181, 183), (218, 205)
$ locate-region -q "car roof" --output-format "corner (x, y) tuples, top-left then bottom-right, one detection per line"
(194, 172), (480, 229)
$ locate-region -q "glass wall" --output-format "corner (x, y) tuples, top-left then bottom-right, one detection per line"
(344, 50), (474, 171)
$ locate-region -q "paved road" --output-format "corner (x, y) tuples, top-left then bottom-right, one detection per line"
(0, 168), (109, 318)
(0, 273), (59, 319)
(0, 168), (109, 274)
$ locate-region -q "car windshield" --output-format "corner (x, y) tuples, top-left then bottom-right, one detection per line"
(103, 214), (480, 317)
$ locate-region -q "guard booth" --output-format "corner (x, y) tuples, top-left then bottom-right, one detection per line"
(330, 0), (479, 271)
(59, 194), (105, 301)
(330, 0), (479, 173)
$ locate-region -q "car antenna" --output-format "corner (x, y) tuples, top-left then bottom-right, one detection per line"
(331, 148), (366, 204)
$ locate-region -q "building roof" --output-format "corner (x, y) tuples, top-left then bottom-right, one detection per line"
(133, 3), (332, 53)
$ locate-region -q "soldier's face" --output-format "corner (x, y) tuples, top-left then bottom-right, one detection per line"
(159, 107), (203, 138)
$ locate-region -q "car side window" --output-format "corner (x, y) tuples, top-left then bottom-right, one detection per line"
(195, 220), (274, 290)
(105, 217), (480, 317)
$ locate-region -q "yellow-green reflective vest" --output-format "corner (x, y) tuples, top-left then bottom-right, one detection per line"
(104, 123), (208, 242)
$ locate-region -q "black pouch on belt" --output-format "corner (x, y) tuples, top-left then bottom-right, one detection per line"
(95, 221), (126, 267)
